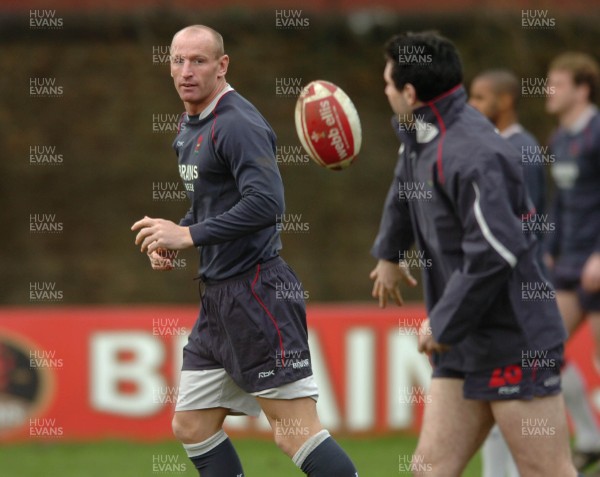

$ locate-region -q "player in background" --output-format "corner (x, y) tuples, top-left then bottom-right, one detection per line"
(370, 31), (580, 476)
(469, 69), (545, 244)
(132, 25), (358, 477)
(545, 51), (600, 472)
(469, 69), (546, 477)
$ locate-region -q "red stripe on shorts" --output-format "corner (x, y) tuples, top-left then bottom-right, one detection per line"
(251, 264), (286, 367)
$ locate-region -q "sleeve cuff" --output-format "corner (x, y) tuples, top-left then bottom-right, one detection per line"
(370, 250), (398, 263)
(370, 241), (402, 263)
(188, 223), (205, 247)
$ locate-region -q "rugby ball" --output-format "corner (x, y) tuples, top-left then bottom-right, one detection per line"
(295, 80), (361, 171)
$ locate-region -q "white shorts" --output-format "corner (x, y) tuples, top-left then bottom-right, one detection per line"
(175, 369), (319, 416)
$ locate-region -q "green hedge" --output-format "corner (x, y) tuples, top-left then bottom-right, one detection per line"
(2, 9), (598, 303)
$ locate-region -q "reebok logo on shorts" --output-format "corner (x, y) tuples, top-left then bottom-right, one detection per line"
(258, 370), (275, 379)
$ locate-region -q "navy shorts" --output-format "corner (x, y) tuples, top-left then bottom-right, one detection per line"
(182, 257), (314, 393)
(433, 345), (564, 401)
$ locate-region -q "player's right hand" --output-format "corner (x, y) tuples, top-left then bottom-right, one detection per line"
(417, 318), (450, 355)
(147, 249), (174, 271)
(369, 259), (418, 308)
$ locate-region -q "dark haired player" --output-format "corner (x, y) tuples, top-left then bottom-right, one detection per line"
(369, 31), (579, 476)
(132, 25), (357, 477)
(469, 69), (545, 228)
(545, 51), (600, 472)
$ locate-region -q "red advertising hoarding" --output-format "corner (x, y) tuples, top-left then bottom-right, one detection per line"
(0, 305), (597, 442)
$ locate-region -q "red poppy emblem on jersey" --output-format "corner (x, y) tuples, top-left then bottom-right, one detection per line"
(194, 135), (204, 154)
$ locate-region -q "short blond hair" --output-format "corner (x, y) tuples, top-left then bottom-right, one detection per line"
(171, 25), (225, 59)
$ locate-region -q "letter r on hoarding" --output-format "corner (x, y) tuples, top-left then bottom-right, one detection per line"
(90, 332), (166, 416)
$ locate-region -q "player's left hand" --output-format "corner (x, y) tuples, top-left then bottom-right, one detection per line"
(582, 253), (600, 293)
(417, 318), (450, 355)
(369, 259), (418, 308)
(131, 216), (194, 253)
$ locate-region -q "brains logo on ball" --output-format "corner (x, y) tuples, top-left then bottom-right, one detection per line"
(295, 80), (362, 171)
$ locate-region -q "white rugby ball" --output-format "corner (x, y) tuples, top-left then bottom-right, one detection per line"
(295, 80), (362, 171)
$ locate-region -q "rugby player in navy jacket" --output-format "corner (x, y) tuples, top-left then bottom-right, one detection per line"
(370, 31), (579, 476)
(132, 25), (357, 477)
(545, 52), (600, 472)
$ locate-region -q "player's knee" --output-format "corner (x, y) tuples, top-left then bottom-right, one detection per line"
(412, 445), (460, 477)
(172, 412), (218, 444)
(172, 413), (193, 443)
(513, 454), (575, 477)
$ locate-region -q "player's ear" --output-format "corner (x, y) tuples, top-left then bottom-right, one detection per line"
(218, 54), (229, 78)
(402, 83), (419, 106)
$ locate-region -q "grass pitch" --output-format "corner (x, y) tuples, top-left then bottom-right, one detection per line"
(0, 435), (482, 476)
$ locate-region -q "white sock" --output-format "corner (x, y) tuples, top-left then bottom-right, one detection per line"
(482, 425), (520, 477)
(292, 429), (330, 468)
(563, 363), (600, 452)
(182, 429), (228, 458)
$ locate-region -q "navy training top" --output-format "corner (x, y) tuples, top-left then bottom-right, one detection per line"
(546, 106), (600, 279)
(174, 85), (284, 281)
(372, 86), (566, 372)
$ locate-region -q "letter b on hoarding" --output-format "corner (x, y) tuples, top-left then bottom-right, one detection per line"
(90, 332), (165, 416)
